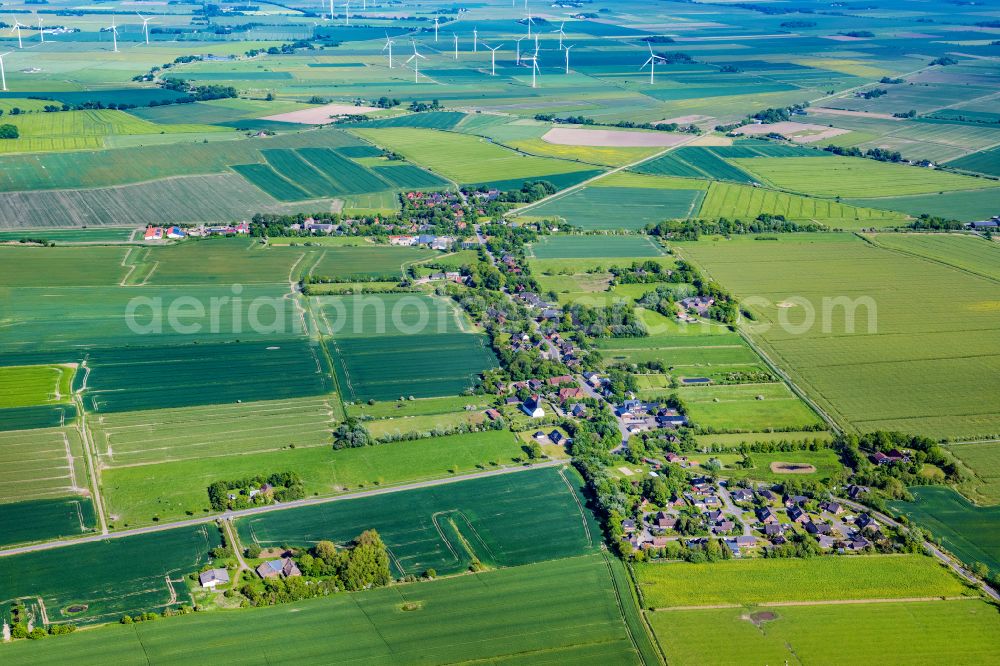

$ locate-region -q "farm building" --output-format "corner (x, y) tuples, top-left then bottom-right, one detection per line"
(256, 557), (302, 579)
(199, 568), (230, 589)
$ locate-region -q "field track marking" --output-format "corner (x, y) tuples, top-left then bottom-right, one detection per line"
(0, 461), (565, 558)
(558, 468), (593, 548)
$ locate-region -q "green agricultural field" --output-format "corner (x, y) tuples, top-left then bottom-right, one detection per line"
(847, 188), (1000, 223)
(0, 404), (78, 432)
(0, 364), (74, 408)
(951, 441), (1000, 505)
(350, 127), (600, 187)
(529, 255), (674, 276)
(508, 137), (662, 167)
(529, 234), (663, 258)
(649, 600), (1000, 666)
(0, 427), (86, 504)
(231, 163), (311, 201)
(136, 239), (311, 285)
(676, 383), (825, 432)
(90, 396), (341, 468)
(2, 555), (642, 665)
(293, 147), (396, 194)
(702, 448), (842, 483)
(0, 246), (129, 286)
(868, 233), (1000, 280)
(347, 395), (489, 418)
(733, 156), (1000, 197)
(308, 245), (437, 280)
(0, 524), (221, 626)
(315, 293), (472, 337)
(238, 466), (597, 575)
(83, 341), (333, 413)
(698, 181), (905, 227)
(890, 486), (1000, 575)
(0, 497), (97, 548)
(633, 555), (968, 608)
(533, 185), (693, 227)
(363, 410), (486, 439)
(695, 430), (833, 449)
(102, 431), (525, 527)
(676, 234), (1000, 439)
(947, 144), (1000, 177)
(0, 227), (136, 242)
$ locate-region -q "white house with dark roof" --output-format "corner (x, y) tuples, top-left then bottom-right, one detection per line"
(199, 568), (230, 589)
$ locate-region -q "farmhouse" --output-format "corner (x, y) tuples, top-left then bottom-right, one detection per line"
(256, 557), (302, 579)
(199, 568), (230, 589)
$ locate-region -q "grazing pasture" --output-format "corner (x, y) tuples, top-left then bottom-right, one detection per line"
(951, 441), (1000, 505)
(890, 486), (1000, 575)
(2, 555), (642, 665)
(649, 600), (1000, 666)
(677, 383), (825, 433)
(238, 466), (597, 575)
(346, 395), (489, 419)
(0, 525), (221, 626)
(103, 431), (523, 527)
(733, 156), (1000, 197)
(703, 448), (842, 482)
(91, 396), (340, 468)
(633, 555), (967, 608)
(308, 245), (437, 280)
(676, 234), (1000, 439)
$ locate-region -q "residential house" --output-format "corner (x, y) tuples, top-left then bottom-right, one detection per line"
(764, 523), (783, 537)
(805, 521), (832, 535)
(756, 507), (778, 525)
(732, 489), (754, 504)
(847, 485), (868, 500)
(485, 408), (502, 421)
(199, 568), (230, 589)
(549, 430), (564, 445)
(621, 519), (637, 533)
(787, 505), (809, 523)
(167, 226), (186, 239)
(558, 387), (584, 402)
(256, 558), (301, 579)
(821, 501), (843, 515)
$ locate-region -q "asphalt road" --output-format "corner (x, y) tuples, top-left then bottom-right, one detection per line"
(0, 460), (565, 559)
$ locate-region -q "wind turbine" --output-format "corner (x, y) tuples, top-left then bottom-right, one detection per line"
(553, 21), (566, 49)
(433, 16), (439, 42)
(525, 9), (534, 37)
(406, 40), (425, 83)
(641, 43), (665, 85)
(342, 0), (350, 26)
(107, 16), (119, 53)
(515, 35), (526, 65)
(37, 17), (44, 44)
(326, 0), (333, 20)
(564, 44), (573, 74)
(0, 52), (9, 91)
(10, 18), (25, 49)
(524, 49), (540, 88)
(382, 33), (395, 68)
(137, 13), (153, 45)
(473, 27), (478, 53)
(485, 42), (502, 76)
(452, 32), (458, 59)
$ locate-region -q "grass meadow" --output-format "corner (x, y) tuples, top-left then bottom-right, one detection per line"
(649, 600), (1000, 666)
(527, 186), (706, 229)
(676, 233), (1000, 440)
(951, 440), (1000, 505)
(868, 233), (1000, 281)
(529, 234), (664, 258)
(703, 448), (843, 483)
(633, 555), (968, 608)
(2, 555), (642, 665)
(676, 383), (825, 432)
(102, 431), (525, 527)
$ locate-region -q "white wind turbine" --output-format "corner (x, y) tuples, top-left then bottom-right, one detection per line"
(10, 18), (25, 49)
(524, 48), (540, 88)
(515, 35), (526, 65)
(137, 13), (154, 45)
(485, 42), (502, 76)
(433, 16), (439, 42)
(452, 32), (458, 59)
(382, 32), (395, 68)
(473, 26), (478, 52)
(37, 17), (44, 44)
(406, 40), (425, 83)
(107, 16), (119, 53)
(342, 0), (350, 26)
(0, 52), (9, 91)
(525, 9), (534, 37)
(563, 44), (573, 74)
(553, 21), (566, 49)
(641, 43), (665, 84)
(326, 0), (333, 20)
